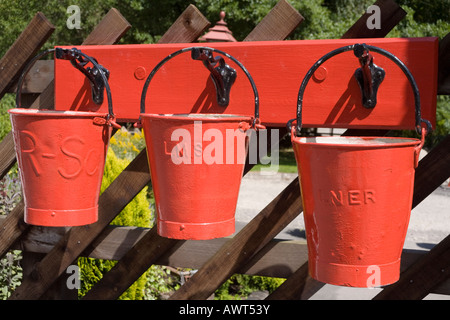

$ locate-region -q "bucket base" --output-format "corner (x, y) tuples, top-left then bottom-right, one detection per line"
(309, 259), (400, 288)
(157, 217), (235, 240)
(25, 206), (98, 227)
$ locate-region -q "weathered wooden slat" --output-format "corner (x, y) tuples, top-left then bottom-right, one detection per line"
(82, 227), (180, 300)
(83, 8), (131, 45)
(0, 132), (16, 181)
(0, 12), (54, 98)
(243, 0), (304, 41)
(412, 134), (450, 208)
(374, 234), (450, 300)
(0, 12), (54, 179)
(0, 12), (55, 258)
(266, 262), (308, 300)
(83, 3), (305, 300)
(7, 214), (450, 295)
(437, 32), (450, 94)
(7, 60), (54, 94)
(158, 4), (210, 44)
(0, 201), (26, 258)
(341, 0), (406, 39)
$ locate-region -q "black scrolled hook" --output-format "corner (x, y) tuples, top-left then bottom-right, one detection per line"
(15, 47), (115, 121)
(55, 48), (114, 119)
(191, 47), (236, 107)
(139, 46), (261, 128)
(288, 43), (432, 137)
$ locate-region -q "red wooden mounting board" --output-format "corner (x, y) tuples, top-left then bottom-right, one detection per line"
(54, 37), (438, 130)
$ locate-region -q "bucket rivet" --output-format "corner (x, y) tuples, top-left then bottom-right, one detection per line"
(313, 66), (327, 82)
(51, 212), (56, 217)
(180, 225), (185, 231)
(134, 66), (147, 80)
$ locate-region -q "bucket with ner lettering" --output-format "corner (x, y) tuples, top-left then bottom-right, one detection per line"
(292, 135), (423, 287)
(288, 43), (432, 287)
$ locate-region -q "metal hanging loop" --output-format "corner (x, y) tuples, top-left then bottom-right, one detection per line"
(287, 43), (433, 137)
(139, 46), (262, 129)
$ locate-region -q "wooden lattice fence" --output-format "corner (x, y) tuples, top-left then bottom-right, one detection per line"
(0, 0), (449, 301)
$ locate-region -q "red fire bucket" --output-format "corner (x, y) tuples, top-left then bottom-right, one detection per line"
(9, 48), (120, 227)
(288, 44), (432, 287)
(139, 47), (263, 240)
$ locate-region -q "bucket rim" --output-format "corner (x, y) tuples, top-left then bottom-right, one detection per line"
(8, 108), (108, 118)
(292, 135), (422, 148)
(140, 113), (253, 122)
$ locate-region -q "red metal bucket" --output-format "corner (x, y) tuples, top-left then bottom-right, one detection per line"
(9, 109), (112, 226)
(9, 48), (119, 227)
(289, 43), (432, 287)
(292, 135), (424, 287)
(142, 114), (251, 239)
(139, 47), (263, 239)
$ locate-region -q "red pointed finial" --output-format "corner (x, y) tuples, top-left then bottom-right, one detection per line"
(199, 11), (237, 42)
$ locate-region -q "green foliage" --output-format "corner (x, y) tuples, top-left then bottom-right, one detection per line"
(0, 166), (22, 216)
(144, 266), (180, 300)
(0, 94), (15, 141)
(109, 126), (147, 162)
(215, 274), (285, 300)
(0, 250), (23, 300)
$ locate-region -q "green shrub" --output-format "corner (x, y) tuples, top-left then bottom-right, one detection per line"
(215, 274), (285, 300)
(0, 250), (22, 299)
(0, 94), (14, 141)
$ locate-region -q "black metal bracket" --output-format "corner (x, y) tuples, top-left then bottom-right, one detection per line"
(191, 48), (236, 107)
(55, 47), (110, 105)
(353, 43), (385, 109)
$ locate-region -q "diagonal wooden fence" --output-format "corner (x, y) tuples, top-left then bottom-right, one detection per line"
(0, 0), (449, 300)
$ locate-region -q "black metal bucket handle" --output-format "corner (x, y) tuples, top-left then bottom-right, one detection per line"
(139, 46), (263, 129)
(287, 43), (433, 137)
(15, 47), (119, 128)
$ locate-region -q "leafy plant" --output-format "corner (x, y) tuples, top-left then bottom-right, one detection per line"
(0, 167), (22, 215)
(215, 274), (285, 300)
(0, 250), (23, 300)
(0, 94), (14, 142)
(144, 266), (180, 300)
(0, 137), (23, 300)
